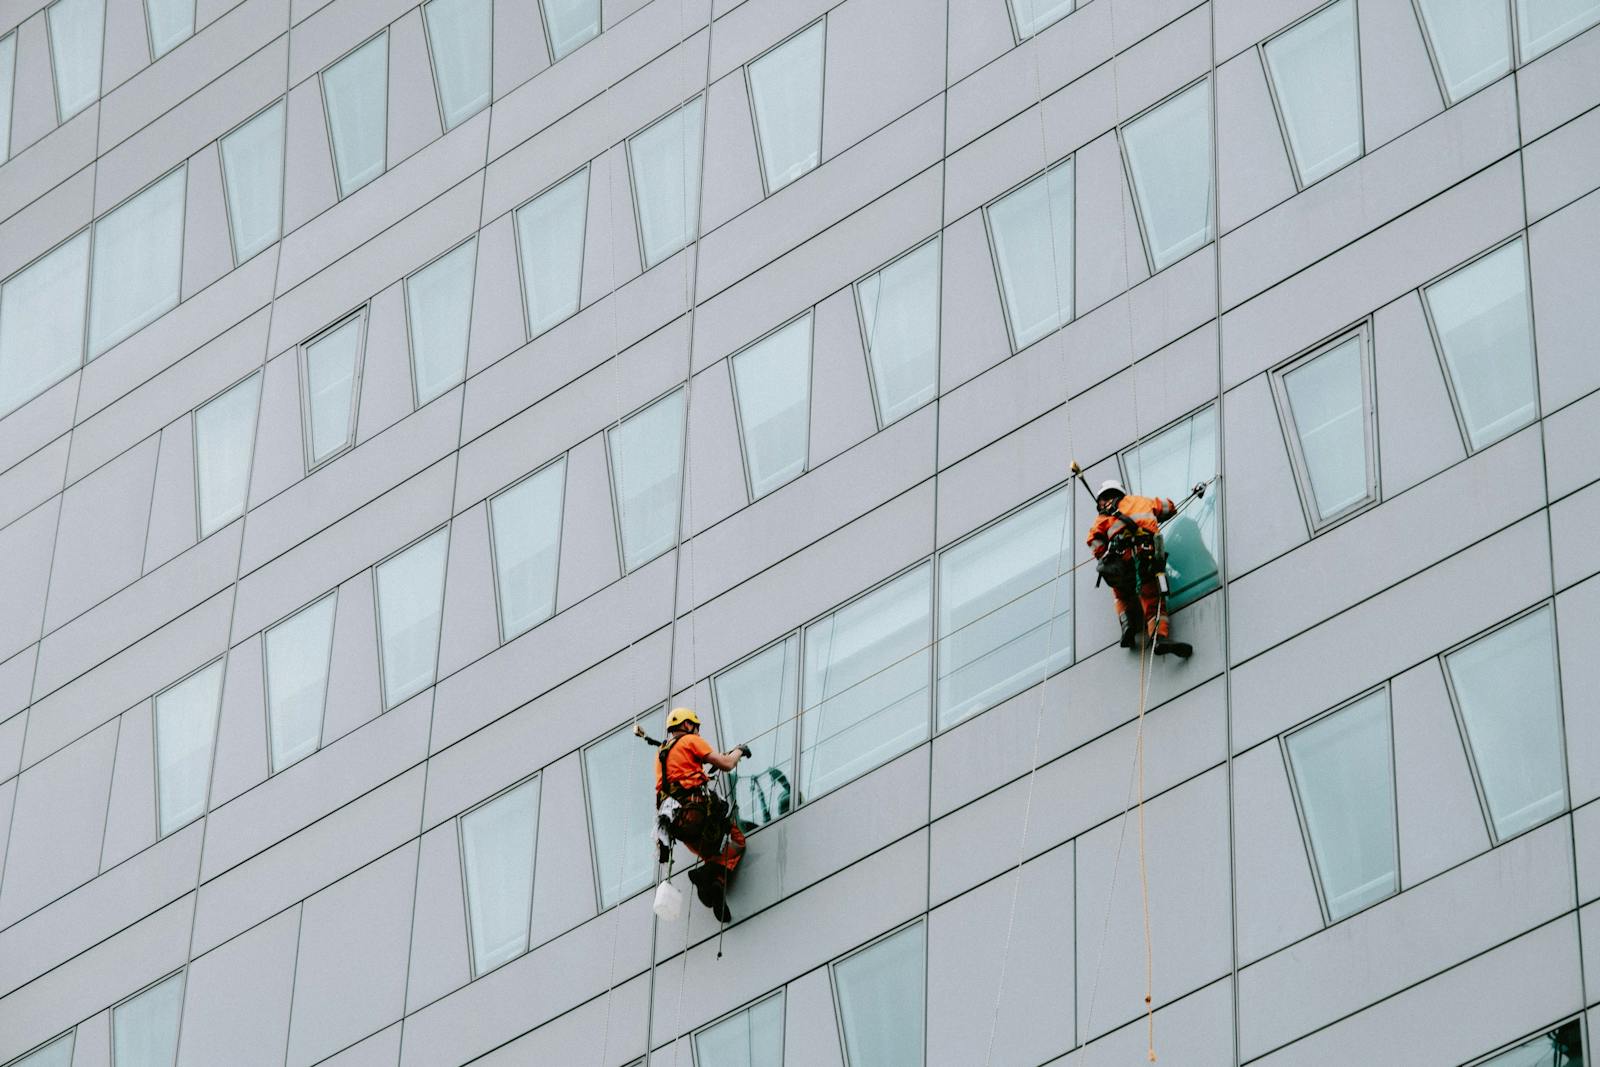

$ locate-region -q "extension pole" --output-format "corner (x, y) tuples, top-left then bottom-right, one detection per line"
(1068, 461), (1099, 507)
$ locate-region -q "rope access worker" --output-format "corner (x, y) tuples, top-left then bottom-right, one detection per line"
(1086, 480), (1196, 659)
(653, 707), (752, 923)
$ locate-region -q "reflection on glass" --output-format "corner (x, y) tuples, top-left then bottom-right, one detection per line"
(460, 777), (540, 974)
(1516, 0), (1600, 59)
(145, 0), (194, 58)
(607, 389), (685, 571)
(1263, 0), (1362, 185)
(220, 102), (286, 263)
(584, 708), (664, 907)
(1423, 240), (1537, 451)
(47, 0), (103, 121)
(406, 239), (476, 405)
(747, 22), (825, 192)
(0, 232), (90, 416)
(732, 314), (812, 498)
(0, 33), (15, 161)
(986, 159), (1074, 350)
(856, 238), (939, 425)
(374, 529), (449, 708)
(515, 168), (589, 338)
(541, 0), (600, 61)
(695, 992), (785, 1067)
(264, 593), (336, 772)
(491, 458), (565, 641)
(323, 34), (388, 197)
(1414, 0), (1511, 102)
(937, 489), (1072, 729)
(1008, 0), (1073, 39)
(715, 636), (799, 830)
(1286, 690), (1397, 920)
(833, 924), (925, 1067)
(1121, 407), (1219, 608)
(194, 372), (261, 536)
(1123, 80), (1213, 270)
(424, 0), (491, 128)
(801, 565), (931, 800)
(1445, 607), (1567, 840)
(303, 315), (364, 466)
(629, 97), (704, 267)
(1280, 335), (1372, 523)
(112, 973), (184, 1067)
(1477, 1019), (1584, 1066)
(155, 662), (224, 836)
(89, 167), (186, 359)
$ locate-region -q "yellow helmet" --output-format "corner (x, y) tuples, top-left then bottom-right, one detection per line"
(665, 707), (701, 729)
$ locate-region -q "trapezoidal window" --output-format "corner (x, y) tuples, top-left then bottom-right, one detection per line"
(88, 166), (186, 359)
(1118, 406), (1220, 609)
(514, 167), (589, 340)
(300, 312), (367, 468)
(459, 775), (541, 975)
(855, 237), (939, 427)
(1516, 0), (1600, 59)
(1444, 605), (1567, 842)
(6, 1032), (73, 1067)
(155, 661), (224, 837)
(374, 528), (450, 709)
(607, 388), (685, 572)
(1121, 79), (1213, 272)
(695, 991), (785, 1066)
(322, 33), (388, 197)
(193, 371), (262, 537)
(832, 922), (926, 1067)
(731, 312), (813, 499)
(985, 159), (1074, 352)
(713, 636), (799, 831)
(111, 972), (184, 1067)
(541, 0), (600, 61)
(0, 231), (90, 417)
(1262, 0), (1363, 187)
(1008, 0), (1073, 40)
(583, 708), (664, 907)
(1471, 1019), (1584, 1066)
(628, 97), (704, 269)
(1272, 328), (1377, 529)
(1284, 688), (1398, 921)
(1413, 0), (1512, 103)
(423, 0), (491, 129)
(1, 32), (17, 161)
(219, 101), (286, 264)
(745, 20), (825, 194)
(1422, 238), (1538, 452)
(263, 592), (337, 773)
(144, 0), (194, 59)
(405, 238), (477, 406)
(489, 457), (566, 642)
(47, 0), (103, 121)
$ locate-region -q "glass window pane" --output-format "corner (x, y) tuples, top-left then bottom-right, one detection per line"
(1415, 0), (1511, 102)
(375, 529), (449, 708)
(1286, 691), (1397, 920)
(155, 662), (223, 836)
(1123, 80), (1213, 271)
(1424, 240), (1537, 450)
(1517, 0), (1600, 58)
(406, 239), (476, 405)
(219, 101), (286, 264)
(986, 160), (1074, 350)
(1446, 607), (1567, 840)
(1, 32), (16, 161)
(0, 232), (89, 416)
(47, 0), (103, 121)
(145, 0), (194, 58)
(1263, 0), (1362, 185)
(194, 372), (261, 537)
(801, 564), (931, 800)
(424, 0), (490, 128)
(629, 97), (704, 268)
(732, 314), (812, 498)
(833, 924), (925, 1067)
(937, 489), (1072, 730)
(541, 0), (600, 60)
(89, 167), (186, 359)
(491, 458), (565, 641)
(747, 22), (824, 193)
(714, 636), (799, 831)
(460, 777), (540, 974)
(112, 974), (183, 1067)
(1280, 335), (1372, 523)
(608, 389), (685, 571)
(1121, 407), (1220, 609)
(583, 708), (664, 907)
(695, 992), (785, 1067)
(1477, 1020), (1584, 1066)
(323, 34), (388, 197)
(9, 1034), (73, 1067)
(264, 593), (336, 772)
(515, 168), (588, 338)
(1009, 0), (1074, 38)
(303, 315), (364, 466)
(856, 238), (939, 425)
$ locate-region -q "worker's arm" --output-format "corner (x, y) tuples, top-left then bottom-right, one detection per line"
(1155, 497), (1178, 522)
(1086, 517), (1110, 557)
(703, 744), (752, 773)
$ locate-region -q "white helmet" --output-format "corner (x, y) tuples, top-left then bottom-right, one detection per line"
(1096, 480), (1127, 500)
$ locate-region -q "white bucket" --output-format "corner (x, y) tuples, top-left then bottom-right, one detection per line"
(653, 879), (684, 922)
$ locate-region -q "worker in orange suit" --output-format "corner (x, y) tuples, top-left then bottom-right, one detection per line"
(1086, 480), (1193, 659)
(653, 707), (750, 923)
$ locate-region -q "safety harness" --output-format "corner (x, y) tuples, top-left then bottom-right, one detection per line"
(1093, 508), (1168, 595)
(654, 733), (736, 865)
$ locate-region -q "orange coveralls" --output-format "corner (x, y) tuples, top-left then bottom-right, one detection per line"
(655, 732), (746, 880)
(1086, 494), (1178, 639)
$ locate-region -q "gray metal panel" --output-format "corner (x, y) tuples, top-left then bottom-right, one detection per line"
(1530, 191), (1600, 414)
(404, 823), (471, 1014)
(387, 10), (444, 162)
(182, 144), (235, 301)
(1560, 576), (1600, 806)
(0, 165), (92, 281)
(1517, 21), (1600, 142)
(6, 16), (56, 156)
(1355, 0), (1443, 150)
(0, 496), (59, 663)
(437, 503), (498, 678)
(527, 753), (598, 946)
(700, 70), (763, 234)
(101, 0), (150, 91)
(142, 417), (199, 574)
(822, 0), (944, 161)
(283, 75), (339, 236)
(1219, 374), (1305, 579)
(208, 634), (268, 810)
(178, 905), (300, 1067)
(99, 700), (160, 870)
(1215, 50), (1295, 233)
(1371, 289), (1466, 497)
(354, 283), (417, 446)
(43, 435), (160, 632)
(1391, 660), (1490, 887)
(1231, 742), (1322, 965)
(807, 287), (878, 467)
(554, 433), (621, 611)
(1524, 109), (1600, 222)
(1552, 481), (1600, 591)
(462, 214), (523, 381)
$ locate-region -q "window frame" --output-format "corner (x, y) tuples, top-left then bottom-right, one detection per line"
(259, 589), (339, 775)
(0, 227), (92, 418)
(151, 657), (225, 838)
(1003, 0), (1075, 43)
(87, 163), (189, 361)
(1115, 401), (1222, 611)
(827, 918), (927, 1067)
(1257, 0), (1366, 191)
(742, 16), (828, 197)
(1117, 75), (1214, 276)
(109, 969), (186, 1067)
(371, 524), (452, 711)
(626, 95), (707, 271)
(604, 385), (687, 574)
(692, 987), (787, 1067)
(486, 453), (569, 645)
(1279, 684), (1400, 925)
(538, 0), (602, 64)
(511, 163), (591, 343)
(851, 234), (942, 430)
(45, 0), (104, 124)
(216, 98), (288, 267)
(402, 235), (479, 409)
(1418, 234), (1540, 455)
(297, 307), (370, 472)
(3, 1032), (74, 1067)
(1268, 321), (1380, 534)
(455, 771), (543, 979)
(318, 29), (390, 200)
(1, 31), (18, 163)
(143, 0), (196, 61)
(1440, 601), (1570, 846)
(727, 308), (816, 502)
(421, 0), (493, 130)
(981, 157), (1076, 355)
(190, 368), (264, 539)
(1409, 0), (1515, 106)
(579, 705), (665, 910)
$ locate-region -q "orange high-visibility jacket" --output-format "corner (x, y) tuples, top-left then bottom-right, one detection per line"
(1086, 494), (1177, 559)
(655, 732), (714, 794)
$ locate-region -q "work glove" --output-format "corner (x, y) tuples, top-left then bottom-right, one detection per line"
(1192, 481), (1206, 498)
(736, 744), (753, 759)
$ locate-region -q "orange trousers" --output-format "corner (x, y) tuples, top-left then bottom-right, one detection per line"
(684, 823), (745, 883)
(1113, 579), (1170, 639)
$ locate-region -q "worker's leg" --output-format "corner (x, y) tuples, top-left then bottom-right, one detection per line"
(1112, 584), (1142, 647)
(1139, 582), (1169, 639)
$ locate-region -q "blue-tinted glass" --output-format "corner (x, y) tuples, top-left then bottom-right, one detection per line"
(1263, 0), (1362, 185)
(219, 102), (286, 263)
(834, 924), (925, 1067)
(424, 0), (491, 128)
(986, 160), (1073, 350)
(10, 1034), (73, 1067)
(584, 709), (665, 907)
(490, 458), (565, 640)
(264, 593), (336, 772)
(1415, 0), (1511, 101)
(1, 33), (16, 160)
(747, 22), (824, 192)
(607, 389), (685, 571)
(732, 314), (812, 498)
(323, 34), (388, 196)
(1123, 80), (1213, 270)
(629, 98), (704, 268)
(460, 777), (540, 974)
(88, 167), (186, 358)
(1476, 1020), (1584, 1066)
(303, 315), (364, 465)
(1281, 335), (1372, 523)
(1121, 407), (1219, 609)
(714, 637), (799, 830)
(112, 974), (183, 1067)
(194, 371), (261, 536)
(515, 168), (588, 338)
(1517, 0), (1600, 58)
(541, 0), (600, 60)
(406, 239), (476, 405)
(145, 0), (194, 58)
(47, 0), (103, 121)
(1009, 0), (1073, 38)
(155, 662), (223, 836)
(0, 232), (89, 416)
(856, 239), (939, 425)
(374, 529), (449, 708)
(695, 993), (785, 1067)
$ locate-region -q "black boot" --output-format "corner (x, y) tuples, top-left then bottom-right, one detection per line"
(1153, 637), (1192, 659)
(1119, 621), (1138, 649)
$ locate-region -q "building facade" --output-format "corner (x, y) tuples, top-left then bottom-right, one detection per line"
(0, 0), (1597, 1063)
